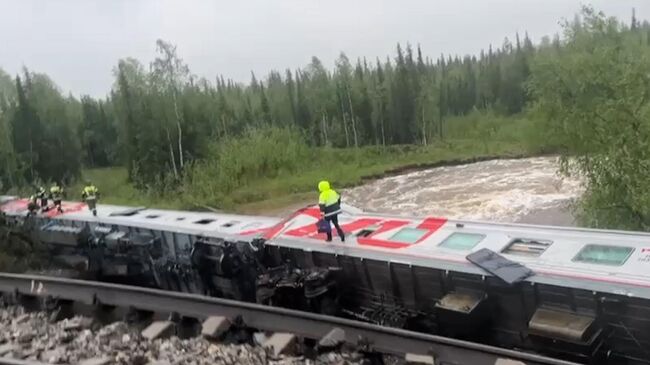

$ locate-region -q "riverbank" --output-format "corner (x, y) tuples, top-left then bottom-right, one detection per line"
(76, 138), (537, 215)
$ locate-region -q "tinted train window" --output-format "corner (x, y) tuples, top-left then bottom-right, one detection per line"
(439, 232), (485, 250)
(389, 228), (428, 244)
(573, 244), (634, 266)
(502, 238), (552, 257)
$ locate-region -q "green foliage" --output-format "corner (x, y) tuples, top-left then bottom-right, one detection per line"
(7, 70), (82, 185)
(529, 6), (650, 230)
(180, 122), (528, 211)
(0, 28), (539, 194)
(183, 126), (310, 208)
(3, 7), (650, 233)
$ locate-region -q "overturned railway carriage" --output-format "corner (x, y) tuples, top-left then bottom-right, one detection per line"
(1, 196), (650, 364)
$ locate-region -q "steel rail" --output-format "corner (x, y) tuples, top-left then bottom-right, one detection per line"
(0, 360), (54, 365)
(0, 273), (580, 365)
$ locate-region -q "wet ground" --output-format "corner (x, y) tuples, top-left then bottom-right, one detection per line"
(344, 157), (583, 226)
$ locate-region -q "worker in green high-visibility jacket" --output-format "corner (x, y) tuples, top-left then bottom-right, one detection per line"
(81, 181), (100, 216)
(36, 186), (48, 212)
(318, 180), (345, 243)
(49, 183), (65, 213)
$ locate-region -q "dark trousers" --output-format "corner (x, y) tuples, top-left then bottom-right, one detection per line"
(53, 199), (63, 212)
(325, 214), (345, 242)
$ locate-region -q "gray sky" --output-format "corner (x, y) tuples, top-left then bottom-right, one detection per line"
(1, 0), (648, 97)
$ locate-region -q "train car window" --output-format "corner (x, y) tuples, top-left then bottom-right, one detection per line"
(501, 238), (552, 257)
(439, 232), (485, 250)
(573, 244), (634, 266)
(194, 218), (216, 225)
(109, 207), (144, 217)
(356, 229), (375, 237)
(389, 228), (428, 244)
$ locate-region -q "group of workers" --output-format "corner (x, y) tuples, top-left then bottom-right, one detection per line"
(27, 181), (100, 217)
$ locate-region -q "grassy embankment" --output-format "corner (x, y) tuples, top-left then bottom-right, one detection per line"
(73, 112), (547, 215)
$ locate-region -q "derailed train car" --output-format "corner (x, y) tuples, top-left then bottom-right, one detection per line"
(1, 196), (650, 364)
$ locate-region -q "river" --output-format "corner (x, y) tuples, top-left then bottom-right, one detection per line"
(344, 156), (584, 226)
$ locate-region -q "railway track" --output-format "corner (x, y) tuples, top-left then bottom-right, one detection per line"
(0, 273), (580, 365)
(0, 359), (54, 365)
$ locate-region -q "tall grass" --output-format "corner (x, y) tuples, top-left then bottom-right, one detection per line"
(70, 112), (549, 213)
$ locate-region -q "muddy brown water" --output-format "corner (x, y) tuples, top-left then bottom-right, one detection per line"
(343, 156), (583, 226)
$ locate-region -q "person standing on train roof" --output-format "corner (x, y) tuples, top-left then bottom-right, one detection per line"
(49, 182), (64, 213)
(36, 186), (48, 212)
(318, 180), (345, 242)
(81, 181), (99, 216)
(27, 194), (39, 217)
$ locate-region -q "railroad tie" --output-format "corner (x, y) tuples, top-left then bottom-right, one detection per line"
(78, 357), (112, 365)
(494, 359), (525, 365)
(405, 353), (435, 365)
(317, 327), (345, 351)
(201, 316), (231, 339)
(263, 333), (297, 357)
(141, 321), (175, 340)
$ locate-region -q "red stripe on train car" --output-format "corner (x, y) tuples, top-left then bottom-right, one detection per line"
(414, 217), (448, 243)
(43, 202), (86, 218)
(262, 206), (322, 240)
(308, 218), (383, 240)
(0, 199), (29, 213)
(357, 220), (410, 248)
(285, 218), (382, 239)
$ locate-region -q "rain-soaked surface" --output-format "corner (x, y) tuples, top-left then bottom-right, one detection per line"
(344, 156), (584, 226)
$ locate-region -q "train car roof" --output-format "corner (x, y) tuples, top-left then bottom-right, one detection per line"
(0, 197), (280, 239)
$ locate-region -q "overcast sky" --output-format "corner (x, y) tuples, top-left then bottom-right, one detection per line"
(1, 0), (648, 97)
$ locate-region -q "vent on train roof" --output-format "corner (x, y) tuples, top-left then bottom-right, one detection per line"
(145, 214), (160, 219)
(221, 221), (240, 228)
(109, 207), (145, 217)
(356, 229), (374, 238)
(501, 238), (552, 257)
(194, 218), (216, 225)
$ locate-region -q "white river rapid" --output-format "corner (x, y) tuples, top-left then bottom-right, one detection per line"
(343, 156), (584, 226)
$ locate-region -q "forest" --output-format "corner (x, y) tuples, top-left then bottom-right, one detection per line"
(1, 7), (650, 229)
